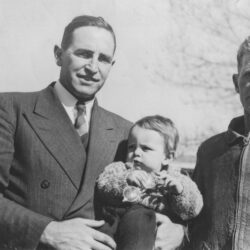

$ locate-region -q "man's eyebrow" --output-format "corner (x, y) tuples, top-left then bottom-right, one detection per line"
(74, 48), (93, 54)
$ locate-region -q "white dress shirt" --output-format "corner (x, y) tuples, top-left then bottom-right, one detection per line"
(54, 81), (94, 132)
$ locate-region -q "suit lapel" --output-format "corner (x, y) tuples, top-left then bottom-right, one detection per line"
(65, 102), (119, 215)
(24, 85), (86, 189)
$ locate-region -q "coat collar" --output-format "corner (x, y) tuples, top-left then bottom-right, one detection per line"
(25, 83), (86, 189)
(226, 116), (246, 145)
(24, 83), (124, 217)
(64, 102), (122, 217)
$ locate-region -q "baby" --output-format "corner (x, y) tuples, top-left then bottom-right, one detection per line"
(97, 115), (203, 250)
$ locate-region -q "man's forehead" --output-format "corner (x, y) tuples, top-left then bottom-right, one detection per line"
(240, 53), (250, 74)
(70, 26), (115, 53)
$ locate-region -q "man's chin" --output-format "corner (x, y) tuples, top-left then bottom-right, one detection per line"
(71, 84), (103, 100)
(71, 89), (95, 101)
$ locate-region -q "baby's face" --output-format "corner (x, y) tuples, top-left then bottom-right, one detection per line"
(126, 125), (168, 172)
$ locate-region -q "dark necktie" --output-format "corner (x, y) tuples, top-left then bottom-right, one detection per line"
(74, 101), (89, 148)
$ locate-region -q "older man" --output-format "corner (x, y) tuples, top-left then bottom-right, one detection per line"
(0, 15), (184, 250)
(188, 37), (250, 250)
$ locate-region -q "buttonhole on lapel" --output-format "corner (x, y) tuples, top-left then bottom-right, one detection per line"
(40, 179), (50, 189)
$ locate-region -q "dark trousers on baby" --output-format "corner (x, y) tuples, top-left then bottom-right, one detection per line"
(99, 204), (156, 250)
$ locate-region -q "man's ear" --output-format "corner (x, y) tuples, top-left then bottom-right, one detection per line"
(233, 74), (239, 93)
(54, 45), (63, 66)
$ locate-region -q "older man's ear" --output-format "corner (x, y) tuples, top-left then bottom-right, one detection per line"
(233, 74), (239, 93)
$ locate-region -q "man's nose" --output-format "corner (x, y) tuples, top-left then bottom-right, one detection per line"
(85, 57), (98, 74)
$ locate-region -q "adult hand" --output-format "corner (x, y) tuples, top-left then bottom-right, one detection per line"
(155, 213), (184, 250)
(40, 218), (116, 250)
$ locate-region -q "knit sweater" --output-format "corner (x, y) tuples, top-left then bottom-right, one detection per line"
(96, 162), (203, 221)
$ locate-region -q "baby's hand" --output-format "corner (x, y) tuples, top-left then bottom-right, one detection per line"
(158, 171), (183, 195)
(127, 170), (153, 189)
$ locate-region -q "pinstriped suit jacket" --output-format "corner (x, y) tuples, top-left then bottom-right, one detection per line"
(0, 84), (132, 250)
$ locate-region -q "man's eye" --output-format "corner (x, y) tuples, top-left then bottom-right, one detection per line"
(99, 55), (112, 64)
(75, 51), (92, 58)
(128, 145), (135, 151)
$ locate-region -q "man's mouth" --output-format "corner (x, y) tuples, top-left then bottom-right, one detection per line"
(77, 74), (99, 82)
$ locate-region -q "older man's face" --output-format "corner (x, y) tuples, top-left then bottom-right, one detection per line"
(236, 53), (250, 114)
(56, 26), (115, 101)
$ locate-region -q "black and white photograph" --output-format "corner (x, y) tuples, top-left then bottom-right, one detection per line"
(0, 0), (250, 249)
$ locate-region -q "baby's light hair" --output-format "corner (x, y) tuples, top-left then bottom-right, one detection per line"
(130, 115), (179, 158)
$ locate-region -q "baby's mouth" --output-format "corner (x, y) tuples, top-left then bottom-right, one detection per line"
(133, 160), (143, 168)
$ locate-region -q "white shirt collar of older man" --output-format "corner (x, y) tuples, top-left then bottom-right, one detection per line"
(54, 81), (94, 130)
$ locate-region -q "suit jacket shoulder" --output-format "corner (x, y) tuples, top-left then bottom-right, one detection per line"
(97, 106), (133, 130)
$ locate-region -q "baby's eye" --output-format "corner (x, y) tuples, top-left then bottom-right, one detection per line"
(142, 146), (152, 151)
(128, 144), (135, 151)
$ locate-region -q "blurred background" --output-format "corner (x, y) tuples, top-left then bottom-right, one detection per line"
(1, 0), (250, 168)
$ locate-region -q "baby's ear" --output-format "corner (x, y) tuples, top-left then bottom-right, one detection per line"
(162, 158), (171, 167)
(162, 151), (175, 166)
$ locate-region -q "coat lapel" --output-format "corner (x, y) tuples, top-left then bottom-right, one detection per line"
(24, 85), (86, 189)
(65, 102), (119, 215)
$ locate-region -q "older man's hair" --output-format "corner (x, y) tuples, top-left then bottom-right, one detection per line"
(131, 115), (179, 158)
(237, 36), (250, 72)
(61, 15), (116, 52)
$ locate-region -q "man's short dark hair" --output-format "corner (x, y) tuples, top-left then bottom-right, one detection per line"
(237, 36), (250, 72)
(61, 15), (116, 52)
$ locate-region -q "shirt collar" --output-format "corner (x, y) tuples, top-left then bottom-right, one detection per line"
(54, 80), (77, 107)
(54, 80), (95, 124)
(226, 116), (247, 145)
(55, 80), (94, 106)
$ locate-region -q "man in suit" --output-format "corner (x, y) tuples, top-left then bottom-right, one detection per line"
(0, 15), (184, 250)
